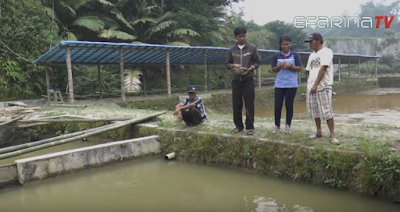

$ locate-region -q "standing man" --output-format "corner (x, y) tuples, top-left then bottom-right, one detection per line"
(304, 32), (339, 144)
(225, 27), (260, 135)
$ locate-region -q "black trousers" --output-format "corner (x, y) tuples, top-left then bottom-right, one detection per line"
(232, 78), (255, 130)
(274, 88), (297, 127)
(181, 107), (203, 126)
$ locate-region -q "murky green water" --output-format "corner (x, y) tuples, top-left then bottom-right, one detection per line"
(0, 158), (398, 212)
(255, 94), (400, 117)
(0, 136), (110, 166)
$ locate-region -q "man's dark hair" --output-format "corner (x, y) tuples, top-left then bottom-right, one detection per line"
(219, 75), (223, 79)
(234, 27), (246, 36)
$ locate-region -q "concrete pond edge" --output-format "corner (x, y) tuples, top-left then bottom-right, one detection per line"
(0, 135), (161, 188)
(132, 123), (400, 202)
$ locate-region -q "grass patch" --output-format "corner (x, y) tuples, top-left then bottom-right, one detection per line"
(157, 112), (400, 156)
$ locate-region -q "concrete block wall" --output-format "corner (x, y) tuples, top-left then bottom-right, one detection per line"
(0, 135), (160, 187)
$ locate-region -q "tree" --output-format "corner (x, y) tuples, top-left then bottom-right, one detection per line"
(264, 20), (308, 51)
(0, 0), (59, 100)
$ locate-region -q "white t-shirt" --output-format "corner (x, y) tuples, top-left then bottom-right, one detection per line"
(305, 47), (334, 91)
(238, 44), (244, 49)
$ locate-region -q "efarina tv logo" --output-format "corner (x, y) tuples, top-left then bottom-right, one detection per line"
(293, 16), (394, 29)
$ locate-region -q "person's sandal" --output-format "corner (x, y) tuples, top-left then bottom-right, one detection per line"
(231, 128), (242, 134)
(308, 133), (322, 140)
(247, 129), (254, 135)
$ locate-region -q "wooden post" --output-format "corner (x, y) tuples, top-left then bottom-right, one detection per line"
(143, 69), (147, 96)
(374, 58), (378, 77)
(97, 64), (102, 99)
(348, 60), (350, 78)
(66, 47), (74, 103)
(45, 67), (51, 105)
(358, 58), (360, 79)
(119, 49), (126, 101)
(166, 50), (171, 97)
(178, 66), (181, 93)
(338, 58), (341, 82)
(258, 55), (261, 89)
(204, 52), (208, 93)
(366, 60), (369, 78)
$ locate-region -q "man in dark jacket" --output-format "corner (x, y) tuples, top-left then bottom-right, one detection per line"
(225, 27), (260, 135)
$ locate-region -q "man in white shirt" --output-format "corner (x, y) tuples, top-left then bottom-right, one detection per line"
(304, 33), (339, 144)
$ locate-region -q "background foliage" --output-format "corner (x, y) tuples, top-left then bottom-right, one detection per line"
(1, 0), (399, 100)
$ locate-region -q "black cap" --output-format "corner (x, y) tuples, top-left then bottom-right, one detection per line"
(187, 85), (197, 93)
(304, 32), (323, 43)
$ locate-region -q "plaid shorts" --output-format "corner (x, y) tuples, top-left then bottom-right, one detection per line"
(306, 88), (334, 120)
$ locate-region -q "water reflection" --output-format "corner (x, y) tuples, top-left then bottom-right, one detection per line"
(255, 94), (400, 117)
(252, 196), (313, 212)
(0, 159), (398, 212)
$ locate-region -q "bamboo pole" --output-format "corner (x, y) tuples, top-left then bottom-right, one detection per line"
(166, 50), (171, 97)
(2, 121), (119, 154)
(18, 117), (134, 123)
(66, 47), (74, 103)
(49, 104), (87, 108)
(45, 67), (51, 105)
(0, 111), (165, 159)
(97, 64), (102, 99)
(338, 58), (341, 82)
(204, 51), (208, 93)
(119, 49), (126, 101)
(0, 116), (24, 127)
(17, 122), (50, 128)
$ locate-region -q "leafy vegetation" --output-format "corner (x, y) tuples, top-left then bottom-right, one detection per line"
(1, 0), (400, 101)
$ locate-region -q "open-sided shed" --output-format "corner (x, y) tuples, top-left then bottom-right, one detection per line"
(34, 41), (381, 103)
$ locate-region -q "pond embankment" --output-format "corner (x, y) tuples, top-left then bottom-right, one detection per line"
(1, 78), (399, 202)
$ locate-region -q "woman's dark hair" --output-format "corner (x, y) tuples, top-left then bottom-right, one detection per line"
(279, 35), (292, 51)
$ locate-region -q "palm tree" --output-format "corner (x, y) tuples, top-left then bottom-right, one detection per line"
(124, 0), (200, 45)
(43, 0), (135, 41)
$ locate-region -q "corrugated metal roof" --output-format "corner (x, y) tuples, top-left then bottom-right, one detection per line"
(33, 41), (380, 66)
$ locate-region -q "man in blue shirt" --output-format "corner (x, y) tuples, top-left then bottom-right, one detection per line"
(173, 85), (207, 127)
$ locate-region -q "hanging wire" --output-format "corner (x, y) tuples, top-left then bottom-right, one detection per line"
(0, 40), (32, 62)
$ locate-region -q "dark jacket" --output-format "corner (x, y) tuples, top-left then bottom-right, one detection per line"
(225, 42), (260, 81)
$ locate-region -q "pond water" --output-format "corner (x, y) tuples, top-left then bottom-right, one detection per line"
(1, 158), (398, 212)
(255, 93), (400, 118)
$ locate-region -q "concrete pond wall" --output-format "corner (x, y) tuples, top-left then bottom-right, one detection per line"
(132, 124), (400, 202)
(378, 77), (400, 88)
(0, 135), (160, 188)
(118, 80), (378, 113)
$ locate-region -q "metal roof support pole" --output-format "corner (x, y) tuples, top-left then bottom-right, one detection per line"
(97, 64), (102, 99)
(374, 58), (378, 77)
(166, 50), (171, 97)
(338, 58), (341, 82)
(258, 54), (261, 89)
(119, 49), (126, 101)
(357, 58), (360, 79)
(66, 47), (74, 103)
(204, 51), (208, 93)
